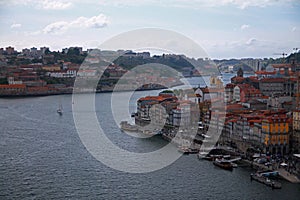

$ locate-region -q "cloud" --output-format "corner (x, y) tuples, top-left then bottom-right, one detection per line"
(240, 24), (250, 30)
(11, 23), (22, 28)
(2, 0), (298, 9)
(245, 38), (257, 46)
(43, 21), (69, 34)
(292, 27), (297, 32)
(38, 0), (72, 10)
(42, 14), (109, 34)
(1, 0), (72, 10)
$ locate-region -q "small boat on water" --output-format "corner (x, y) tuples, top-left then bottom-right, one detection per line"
(189, 148), (199, 154)
(178, 147), (199, 155)
(178, 146), (190, 154)
(197, 151), (211, 160)
(231, 163), (238, 168)
(256, 170), (279, 177)
(213, 158), (233, 170)
(57, 103), (63, 115)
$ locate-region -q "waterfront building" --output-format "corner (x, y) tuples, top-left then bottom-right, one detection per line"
(27, 86), (49, 95)
(153, 100), (178, 127)
(136, 94), (177, 124)
(172, 103), (190, 127)
(252, 120), (264, 149)
(222, 119), (234, 145)
(292, 110), (300, 153)
(208, 111), (226, 145)
(0, 84), (26, 95)
(262, 115), (290, 155)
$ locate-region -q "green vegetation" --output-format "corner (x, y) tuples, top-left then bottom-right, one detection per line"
(51, 50), (87, 65)
(161, 90), (174, 93)
(113, 55), (195, 72)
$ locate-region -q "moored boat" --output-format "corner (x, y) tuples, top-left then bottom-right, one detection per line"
(178, 147), (199, 154)
(178, 146), (190, 154)
(213, 158), (233, 170)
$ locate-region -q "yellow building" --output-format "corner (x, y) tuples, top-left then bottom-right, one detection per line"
(42, 65), (61, 71)
(262, 115), (290, 155)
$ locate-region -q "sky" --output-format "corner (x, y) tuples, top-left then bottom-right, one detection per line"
(0, 0), (300, 59)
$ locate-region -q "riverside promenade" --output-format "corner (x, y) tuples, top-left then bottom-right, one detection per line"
(277, 168), (300, 183)
(242, 159), (300, 183)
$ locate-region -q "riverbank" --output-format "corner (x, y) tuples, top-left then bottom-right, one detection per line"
(160, 131), (300, 184)
(0, 79), (186, 98)
(241, 159), (300, 183)
(0, 86), (171, 98)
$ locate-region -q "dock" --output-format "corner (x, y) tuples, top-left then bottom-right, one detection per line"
(242, 159), (300, 183)
(277, 168), (300, 184)
(250, 173), (282, 189)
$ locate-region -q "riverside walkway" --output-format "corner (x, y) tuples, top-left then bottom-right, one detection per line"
(243, 159), (300, 183)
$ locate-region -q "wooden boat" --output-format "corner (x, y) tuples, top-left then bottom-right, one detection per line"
(213, 158), (233, 170)
(178, 146), (190, 154)
(178, 147), (199, 154)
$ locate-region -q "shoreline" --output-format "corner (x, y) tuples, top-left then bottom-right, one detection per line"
(158, 131), (300, 184)
(0, 80), (186, 98)
(0, 86), (173, 98)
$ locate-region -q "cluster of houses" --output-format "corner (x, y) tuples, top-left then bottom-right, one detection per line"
(135, 63), (300, 156)
(0, 46), (186, 95)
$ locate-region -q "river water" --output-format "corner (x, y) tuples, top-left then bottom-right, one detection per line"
(0, 75), (299, 199)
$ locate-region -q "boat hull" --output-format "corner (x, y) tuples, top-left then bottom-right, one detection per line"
(213, 160), (233, 171)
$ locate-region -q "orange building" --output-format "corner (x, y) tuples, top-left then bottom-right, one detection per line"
(262, 115), (290, 155)
(0, 84), (26, 95)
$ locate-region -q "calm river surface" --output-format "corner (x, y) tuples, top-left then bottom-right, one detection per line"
(1, 76), (299, 199)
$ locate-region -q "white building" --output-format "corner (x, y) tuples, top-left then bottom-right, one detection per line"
(77, 69), (97, 77)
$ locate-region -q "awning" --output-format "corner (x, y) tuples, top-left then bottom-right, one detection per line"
(280, 163), (288, 167)
(293, 154), (300, 159)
